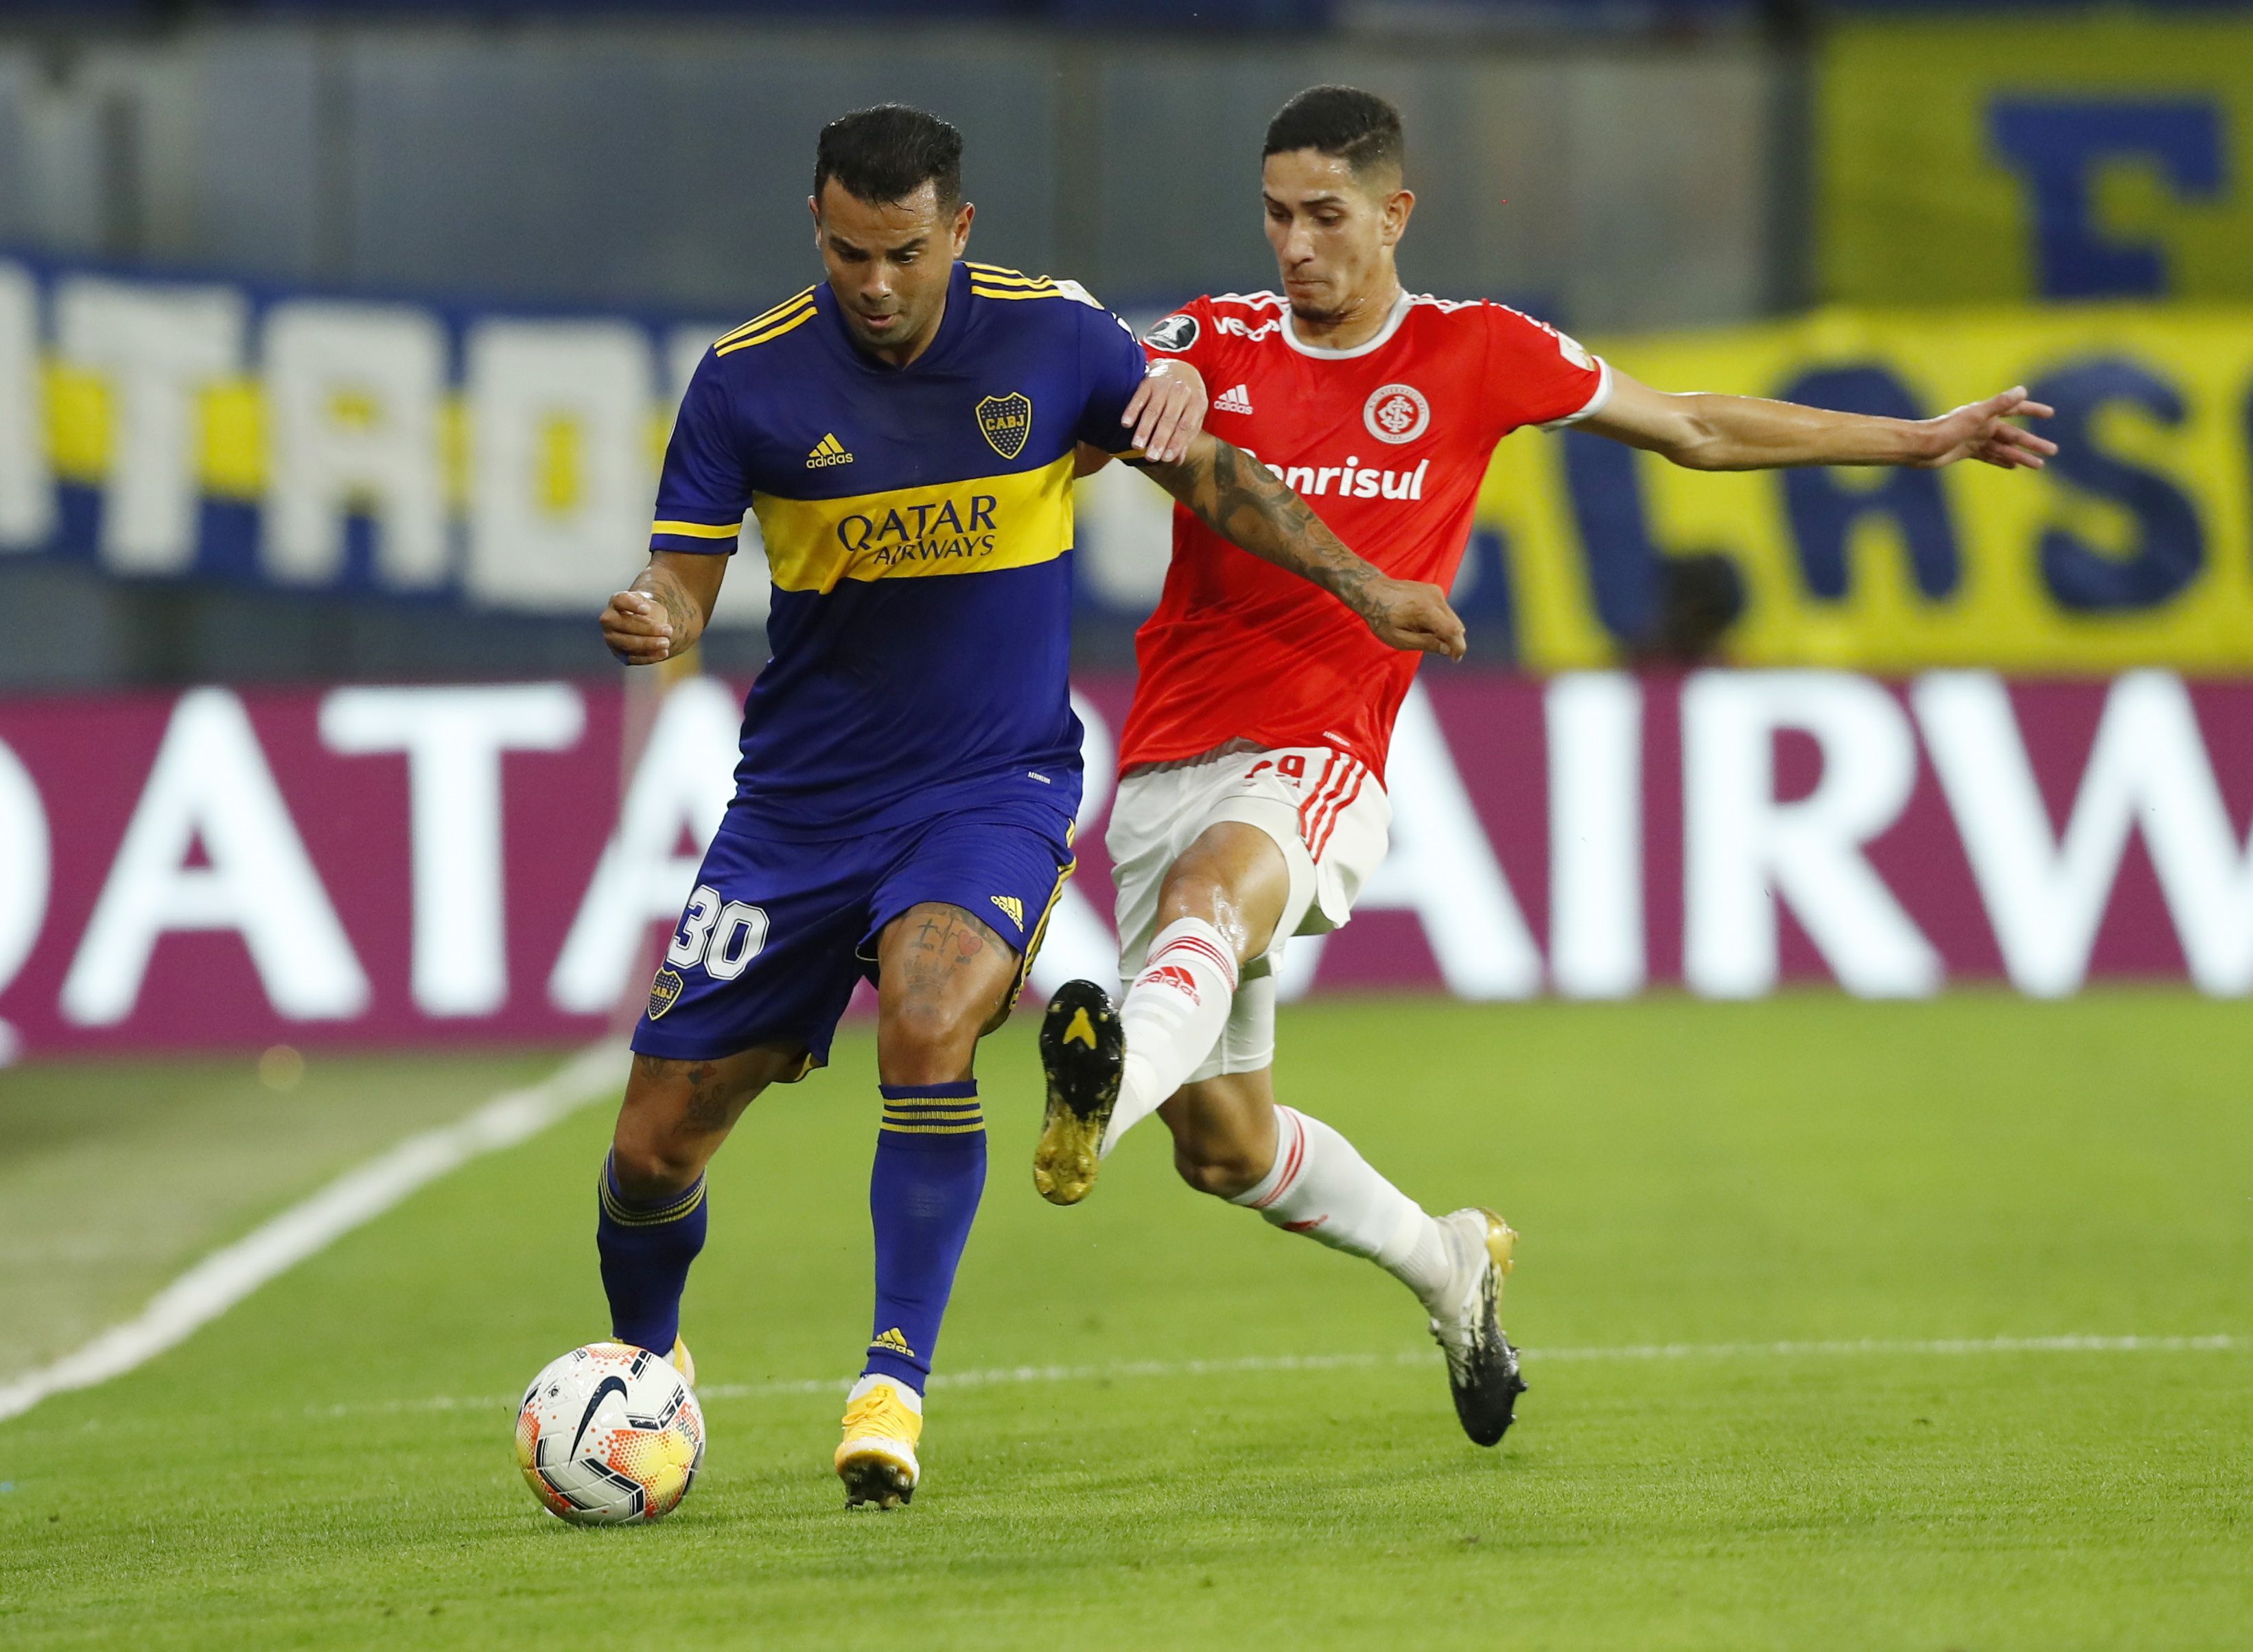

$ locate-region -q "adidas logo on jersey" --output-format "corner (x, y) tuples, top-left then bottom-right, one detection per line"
(806, 432), (854, 468)
(1213, 383), (1254, 415)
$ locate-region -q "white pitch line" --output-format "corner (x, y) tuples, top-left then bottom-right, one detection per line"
(300, 1332), (2247, 1419)
(0, 1043), (627, 1427)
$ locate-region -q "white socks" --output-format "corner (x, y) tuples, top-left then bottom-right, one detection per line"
(848, 1372), (922, 1409)
(1103, 920), (1455, 1316)
(1104, 917), (1239, 1154)
(1230, 1106), (1456, 1312)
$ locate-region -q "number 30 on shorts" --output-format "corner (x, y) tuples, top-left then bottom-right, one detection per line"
(666, 884), (770, 981)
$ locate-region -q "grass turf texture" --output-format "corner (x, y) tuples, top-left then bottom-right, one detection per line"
(0, 1050), (569, 1380)
(1, 994), (2247, 1649)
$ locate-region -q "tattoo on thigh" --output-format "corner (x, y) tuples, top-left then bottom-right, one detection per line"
(894, 905), (1005, 1008)
(678, 1062), (734, 1132)
(911, 908), (986, 966)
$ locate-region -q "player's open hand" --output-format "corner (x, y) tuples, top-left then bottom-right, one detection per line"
(1913, 386), (2057, 471)
(1123, 359), (1207, 466)
(1363, 577), (1467, 660)
(601, 590), (675, 665)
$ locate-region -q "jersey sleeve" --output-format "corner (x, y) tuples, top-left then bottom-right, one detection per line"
(649, 349), (751, 554)
(1483, 304), (1612, 438)
(1073, 292), (1155, 454)
(1137, 295), (1217, 375)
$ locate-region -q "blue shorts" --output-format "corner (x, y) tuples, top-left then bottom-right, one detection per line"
(631, 798), (1077, 1069)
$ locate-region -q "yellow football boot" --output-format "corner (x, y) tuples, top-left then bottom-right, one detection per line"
(669, 1336), (697, 1389)
(834, 1377), (922, 1508)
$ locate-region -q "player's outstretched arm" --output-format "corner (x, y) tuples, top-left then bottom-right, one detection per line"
(1580, 369), (2059, 474)
(600, 550), (728, 665)
(1132, 432), (1466, 659)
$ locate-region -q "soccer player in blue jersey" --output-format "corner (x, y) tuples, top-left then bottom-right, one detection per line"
(591, 105), (1464, 1508)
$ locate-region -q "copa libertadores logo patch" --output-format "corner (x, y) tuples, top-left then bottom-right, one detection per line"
(976, 392), (1034, 461)
(647, 968), (684, 1020)
(1143, 312), (1199, 352)
(1364, 383), (1431, 445)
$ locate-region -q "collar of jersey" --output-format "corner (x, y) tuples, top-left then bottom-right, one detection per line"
(819, 261), (970, 373)
(1282, 288), (1412, 360)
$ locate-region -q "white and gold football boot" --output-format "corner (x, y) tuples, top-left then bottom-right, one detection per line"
(1427, 1208), (1526, 1446)
(834, 1376), (922, 1509)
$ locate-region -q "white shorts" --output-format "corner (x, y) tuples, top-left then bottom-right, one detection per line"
(1107, 741), (1392, 1082)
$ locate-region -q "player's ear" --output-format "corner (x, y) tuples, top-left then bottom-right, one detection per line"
(808, 194), (822, 248)
(949, 200), (974, 256)
(1381, 187), (1415, 248)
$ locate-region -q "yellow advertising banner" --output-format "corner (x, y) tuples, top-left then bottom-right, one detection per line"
(1821, 19), (2253, 306)
(7, 255), (2250, 668)
(1486, 303), (2253, 673)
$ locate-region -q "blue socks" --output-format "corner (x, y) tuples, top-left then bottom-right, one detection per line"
(594, 1082), (985, 1389)
(595, 1152), (707, 1356)
(863, 1082), (987, 1390)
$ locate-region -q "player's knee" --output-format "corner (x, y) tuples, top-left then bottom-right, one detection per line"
(609, 1128), (705, 1200)
(878, 997), (979, 1086)
(1156, 864), (1230, 932)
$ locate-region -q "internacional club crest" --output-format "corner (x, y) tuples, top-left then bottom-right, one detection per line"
(977, 392), (1034, 461)
(1363, 382), (1431, 445)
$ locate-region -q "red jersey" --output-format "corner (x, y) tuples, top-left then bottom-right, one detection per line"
(1119, 289), (1609, 781)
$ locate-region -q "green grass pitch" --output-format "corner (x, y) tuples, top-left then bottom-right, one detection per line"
(1, 994), (2247, 1649)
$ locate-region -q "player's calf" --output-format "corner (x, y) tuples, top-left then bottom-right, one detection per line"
(1169, 1082), (1528, 1446)
(596, 1152), (709, 1359)
(597, 1047), (790, 1360)
(1159, 1073), (1276, 1198)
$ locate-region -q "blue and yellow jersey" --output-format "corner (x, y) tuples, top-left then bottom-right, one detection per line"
(652, 260), (1149, 834)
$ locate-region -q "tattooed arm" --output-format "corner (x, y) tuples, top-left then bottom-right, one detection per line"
(600, 550), (729, 665)
(1132, 433), (1466, 659)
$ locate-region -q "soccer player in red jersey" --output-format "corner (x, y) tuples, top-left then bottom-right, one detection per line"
(1036, 85), (2056, 1446)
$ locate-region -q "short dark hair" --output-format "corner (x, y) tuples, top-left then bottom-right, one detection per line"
(1263, 85), (1404, 181)
(815, 104), (964, 212)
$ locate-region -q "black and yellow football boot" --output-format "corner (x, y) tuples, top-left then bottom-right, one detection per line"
(1031, 979), (1124, 1206)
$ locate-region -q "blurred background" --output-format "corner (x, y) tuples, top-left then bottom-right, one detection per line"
(1, 0), (2250, 1066)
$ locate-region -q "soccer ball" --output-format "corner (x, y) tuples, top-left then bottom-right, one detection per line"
(514, 1342), (705, 1525)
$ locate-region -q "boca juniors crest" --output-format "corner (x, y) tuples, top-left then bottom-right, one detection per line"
(647, 968), (684, 1020)
(976, 392), (1034, 461)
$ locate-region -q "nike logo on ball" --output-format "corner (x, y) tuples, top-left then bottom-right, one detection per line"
(568, 1375), (629, 1457)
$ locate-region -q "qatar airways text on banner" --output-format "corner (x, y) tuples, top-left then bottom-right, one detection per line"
(0, 672), (2247, 1060)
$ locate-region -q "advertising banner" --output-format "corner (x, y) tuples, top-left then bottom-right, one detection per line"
(8, 255), (2253, 675)
(0, 671), (2246, 1062)
(1502, 304), (2253, 674)
(1821, 19), (2253, 305)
